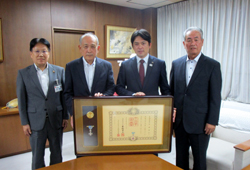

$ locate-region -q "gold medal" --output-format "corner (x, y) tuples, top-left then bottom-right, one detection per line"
(86, 111), (94, 119)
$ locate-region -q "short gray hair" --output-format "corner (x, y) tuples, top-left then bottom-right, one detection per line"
(79, 32), (99, 45)
(183, 27), (203, 41)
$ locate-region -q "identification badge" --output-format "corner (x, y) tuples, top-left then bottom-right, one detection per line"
(54, 85), (62, 92)
(54, 79), (62, 92)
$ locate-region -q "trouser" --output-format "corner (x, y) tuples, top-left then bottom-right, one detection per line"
(175, 122), (210, 170)
(29, 118), (63, 170)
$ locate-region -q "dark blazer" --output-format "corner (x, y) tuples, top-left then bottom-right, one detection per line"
(64, 57), (115, 115)
(16, 64), (68, 131)
(170, 54), (222, 134)
(116, 55), (170, 96)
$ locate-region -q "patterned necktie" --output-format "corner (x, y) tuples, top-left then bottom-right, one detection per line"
(139, 60), (145, 86)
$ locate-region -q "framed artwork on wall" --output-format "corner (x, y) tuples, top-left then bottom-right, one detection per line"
(0, 18), (3, 62)
(105, 25), (136, 59)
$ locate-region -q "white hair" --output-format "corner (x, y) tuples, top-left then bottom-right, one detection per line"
(79, 32), (99, 45)
(183, 27), (203, 41)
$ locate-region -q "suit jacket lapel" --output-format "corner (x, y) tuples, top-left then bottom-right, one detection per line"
(131, 57), (142, 89)
(47, 64), (56, 98)
(29, 64), (46, 98)
(76, 57), (90, 93)
(91, 57), (100, 93)
(187, 54), (205, 88)
(178, 56), (187, 91)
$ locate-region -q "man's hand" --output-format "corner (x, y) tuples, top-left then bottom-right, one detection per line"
(94, 92), (105, 97)
(62, 119), (68, 130)
(133, 92), (145, 96)
(23, 124), (32, 136)
(173, 108), (176, 122)
(205, 123), (216, 135)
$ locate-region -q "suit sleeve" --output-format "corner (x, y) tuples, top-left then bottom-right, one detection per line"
(207, 62), (222, 125)
(170, 61), (175, 96)
(63, 63), (74, 116)
(60, 68), (69, 119)
(16, 70), (29, 125)
(103, 62), (115, 96)
(159, 61), (171, 95)
(116, 62), (134, 96)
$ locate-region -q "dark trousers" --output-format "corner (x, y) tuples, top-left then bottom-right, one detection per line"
(175, 122), (210, 170)
(29, 118), (63, 170)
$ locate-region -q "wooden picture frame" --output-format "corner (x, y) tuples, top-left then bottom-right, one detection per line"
(73, 96), (173, 156)
(105, 25), (136, 59)
(0, 18), (3, 62)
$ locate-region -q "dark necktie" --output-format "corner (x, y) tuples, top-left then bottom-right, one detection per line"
(139, 60), (145, 86)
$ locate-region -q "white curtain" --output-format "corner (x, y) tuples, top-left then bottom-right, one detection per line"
(157, 0), (250, 103)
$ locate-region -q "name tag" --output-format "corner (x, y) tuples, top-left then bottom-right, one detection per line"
(54, 85), (62, 92)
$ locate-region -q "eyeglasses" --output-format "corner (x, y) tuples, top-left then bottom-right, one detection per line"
(33, 50), (49, 55)
(82, 45), (97, 49)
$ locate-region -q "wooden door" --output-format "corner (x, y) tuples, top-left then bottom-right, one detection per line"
(52, 28), (95, 68)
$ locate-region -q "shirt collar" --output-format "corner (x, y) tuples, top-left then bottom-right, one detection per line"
(186, 52), (202, 62)
(136, 54), (149, 64)
(82, 57), (96, 66)
(34, 63), (48, 71)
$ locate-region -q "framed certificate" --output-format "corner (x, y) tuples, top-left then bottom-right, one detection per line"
(73, 96), (173, 156)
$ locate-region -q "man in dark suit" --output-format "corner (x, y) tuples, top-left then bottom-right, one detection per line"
(116, 29), (170, 96)
(64, 33), (115, 127)
(170, 27), (222, 170)
(16, 38), (69, 170)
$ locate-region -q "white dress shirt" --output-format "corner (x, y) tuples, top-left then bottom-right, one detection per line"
(186, 52), (201, 85)
(34, 63), (49, 96)
(82, 57), (96, 92)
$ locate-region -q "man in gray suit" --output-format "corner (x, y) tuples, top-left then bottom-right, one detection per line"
(16, 38), (69, 170)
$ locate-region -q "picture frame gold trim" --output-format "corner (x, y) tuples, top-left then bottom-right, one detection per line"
(73, 96), (173, 156)
(105, 25), (136, 59)
(0, 18), (3, 62)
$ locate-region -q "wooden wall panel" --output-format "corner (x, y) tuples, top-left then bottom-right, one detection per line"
(51, 0), (96, 30)
(0, 0), (51, 106)
(142, 8), (157, 57)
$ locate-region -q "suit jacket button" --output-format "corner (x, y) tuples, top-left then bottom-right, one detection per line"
(45, 98), (48, 101)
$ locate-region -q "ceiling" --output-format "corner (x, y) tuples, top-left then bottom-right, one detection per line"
(88, 0), (185, 10)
